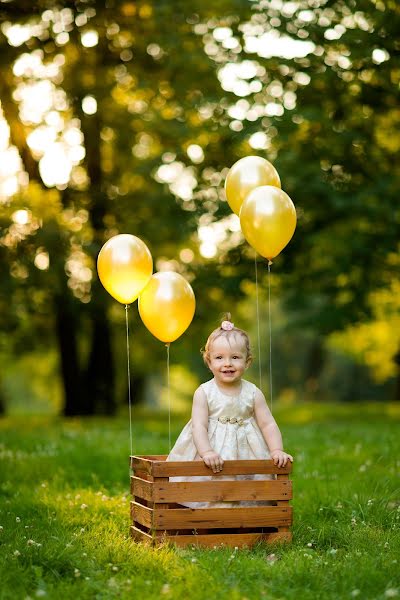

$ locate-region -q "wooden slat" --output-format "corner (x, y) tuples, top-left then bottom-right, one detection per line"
(134, 469), (154, 482)
(131, 501), (153, 528)
(130, 455), (293, 476)
(130, 526), (291, 547)
(153, 460), (291, 477)
(168, 530), (292, 547)
(130, 456), (156, 474)
(152, 459), (292, 477)
(147, 479), (292, 503)
(131, 525), (154, 544)
(153, 505), (292, 529)
(131, 476), (153, 501)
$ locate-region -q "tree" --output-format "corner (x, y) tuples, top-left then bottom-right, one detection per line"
(0, 0), (253, 415)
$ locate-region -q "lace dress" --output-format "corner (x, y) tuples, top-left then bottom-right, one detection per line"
(167, 378), (273, 507)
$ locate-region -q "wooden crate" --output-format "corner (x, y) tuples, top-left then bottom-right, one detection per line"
(130, 455), (292, 548)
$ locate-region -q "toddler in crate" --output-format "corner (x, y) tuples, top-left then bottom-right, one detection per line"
(167, 314), (293, 507)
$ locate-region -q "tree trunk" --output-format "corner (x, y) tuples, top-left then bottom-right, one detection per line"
(0, 387), (5, 415)
(393, 347), (400, 402)
(55, 294), (84, 416)
(304, 337), (326, 399)
(127, 374), (146, 407)
(84, 289), (116, 415)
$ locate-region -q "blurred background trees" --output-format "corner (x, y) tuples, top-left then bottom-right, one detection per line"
(0, 0), (399, 416)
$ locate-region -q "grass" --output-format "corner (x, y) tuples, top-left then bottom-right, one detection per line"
(0, 403), (399, 600)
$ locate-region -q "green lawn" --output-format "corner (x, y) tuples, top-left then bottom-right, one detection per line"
(1, 403), (399, 600)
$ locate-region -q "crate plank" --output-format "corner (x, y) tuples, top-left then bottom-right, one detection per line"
(149, 458), (291, 477)
(131, 455), (292, 476)
(131, 502), (153, 528)
(148, 479), (292, 503)
(153, 505), (292, 529)
(130, 526), (291, 547)
(131, 476), (153, 501)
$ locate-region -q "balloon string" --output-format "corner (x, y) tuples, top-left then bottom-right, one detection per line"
(166, 343), (171, 451)
(254, 251), (262, 392)
(267, 260), (273, 413)
(125, 304), (133, 465)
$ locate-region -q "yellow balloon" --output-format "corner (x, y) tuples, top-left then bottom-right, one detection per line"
(138, 272), (195, 343)
(225, 156), (281, 216)
(97, 234), (153, 304)
(240, 186), (296, 260)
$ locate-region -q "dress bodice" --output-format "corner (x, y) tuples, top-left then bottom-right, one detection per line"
(167, 375), (271, 492)
(201, 378), (256, 420)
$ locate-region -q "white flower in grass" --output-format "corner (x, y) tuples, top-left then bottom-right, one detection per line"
(161, 584), (171, 594)
(385, 590), (399, 598)
(13, 550), (21, 556)
(27, 539), (41, 547)
(74, 568), (81, 578)
(80, 503), (88, 510)
(351, 591), (360, 597)
(35, 590), (47, 597)
(266, 553), (278, 563)
(16, 517), (21, 522)
(328, 548), (338, 555)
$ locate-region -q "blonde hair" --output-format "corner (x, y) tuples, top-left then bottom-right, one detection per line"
(201, 313), (252, 367)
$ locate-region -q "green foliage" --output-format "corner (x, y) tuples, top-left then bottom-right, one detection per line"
(1, 0), (400, 413)
(0, 405), (399, 599)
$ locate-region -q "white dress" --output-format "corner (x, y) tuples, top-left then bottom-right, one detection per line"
(167, 378), (273, 507)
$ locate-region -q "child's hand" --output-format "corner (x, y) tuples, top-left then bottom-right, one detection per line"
(202, 450), (224, 473)
(270, 450), (293, 468)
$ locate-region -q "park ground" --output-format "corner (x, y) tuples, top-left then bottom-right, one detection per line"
(1, 402), (399, 600)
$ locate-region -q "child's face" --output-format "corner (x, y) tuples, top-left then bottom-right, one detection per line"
(207, 335), (249, 387)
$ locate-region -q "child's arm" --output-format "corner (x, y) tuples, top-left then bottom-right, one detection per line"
(192, 387), (224, 473)
(254, 388), (293, 468)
